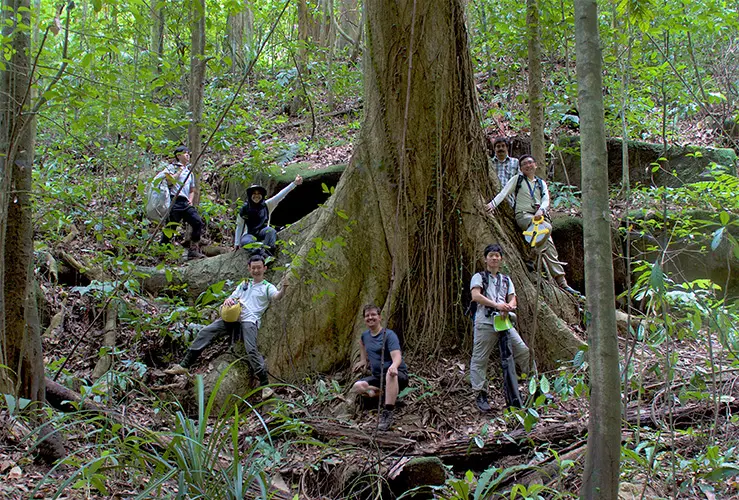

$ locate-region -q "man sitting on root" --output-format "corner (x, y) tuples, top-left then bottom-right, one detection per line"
(164, 254), (288, 397)
(234, 174), (303, 255)
(486, 154), (580, 295)
(350, 304), (409, 432)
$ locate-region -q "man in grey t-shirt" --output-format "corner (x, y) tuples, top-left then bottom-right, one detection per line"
(470, 243), (532, 412)
(350, 304), (409, 431)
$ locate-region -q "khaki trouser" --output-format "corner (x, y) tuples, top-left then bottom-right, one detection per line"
(470, 322), (532, 392)
(515, 212), (566, 279)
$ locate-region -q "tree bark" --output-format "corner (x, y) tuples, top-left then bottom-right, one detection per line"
(226, 3), (253, 75)
(575, 0), (621, 497)
(188, 0), (206, 181)
(527, 0), (545, 164)
(151, 0), (165, 74)
(0, 0), (44, 404)
(255, 0), (583, 378)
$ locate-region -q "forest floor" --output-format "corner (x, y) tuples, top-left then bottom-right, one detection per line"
(2, 68), (737, 498)
(3, 251), (737, 498)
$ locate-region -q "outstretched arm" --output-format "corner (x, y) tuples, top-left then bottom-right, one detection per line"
(273, 273), (290, 300)
(487, 174), (518, 212)
(265, 177), (300, 212)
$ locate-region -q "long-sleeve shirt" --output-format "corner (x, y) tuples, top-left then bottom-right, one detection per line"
(234, 182), (297, 246)
(491, 174), (550, 216)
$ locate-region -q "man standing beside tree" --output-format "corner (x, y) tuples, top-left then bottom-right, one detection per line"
(490, 137), (520, 192)
(470, 243), (530, 411)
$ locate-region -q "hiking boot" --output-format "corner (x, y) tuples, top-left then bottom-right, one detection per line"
(164, 364), (188, 375)
(378, 409), (394, 431)
(476, 391), (491, 412)
(187, 245), (205, 260)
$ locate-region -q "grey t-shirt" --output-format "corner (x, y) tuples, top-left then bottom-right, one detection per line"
(361, 328), (408, 377)
(469, 271), (515, 325)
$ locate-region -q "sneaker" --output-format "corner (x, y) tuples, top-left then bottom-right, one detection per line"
(476, 391), (491, 412)
(262, 387), (275, 400)
(164, 364), (188, 375)
(378, 409), (394, 431)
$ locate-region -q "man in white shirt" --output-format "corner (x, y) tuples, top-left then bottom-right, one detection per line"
(470, 243), (530, 411)
(165, 254), (288, 396)
(156, 145), (204, 260)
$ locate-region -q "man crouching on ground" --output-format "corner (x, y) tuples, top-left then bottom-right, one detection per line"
(350, 304), (409, 431)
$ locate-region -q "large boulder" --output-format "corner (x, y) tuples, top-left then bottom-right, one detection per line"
(551, 136), (737, 188)
(550, 215), (628, 297)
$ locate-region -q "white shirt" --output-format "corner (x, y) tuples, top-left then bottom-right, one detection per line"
(229, 279), (278, 325)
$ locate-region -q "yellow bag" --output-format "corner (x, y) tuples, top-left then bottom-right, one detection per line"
(220, 302), (242, 323)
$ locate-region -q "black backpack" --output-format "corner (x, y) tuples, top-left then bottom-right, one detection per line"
(513, 174), (544, 213)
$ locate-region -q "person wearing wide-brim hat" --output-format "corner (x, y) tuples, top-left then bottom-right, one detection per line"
(234, 174), (303, 254)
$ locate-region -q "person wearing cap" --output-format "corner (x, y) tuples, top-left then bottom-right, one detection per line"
(470, 243), (531, 412)
(486, 155), (579, 295)
(234, 174), (304, 255)
(164, 254), (288, 396)
(155, 145), (205, 260)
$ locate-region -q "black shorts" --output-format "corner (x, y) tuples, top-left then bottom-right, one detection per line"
(360, 370), (409, 391)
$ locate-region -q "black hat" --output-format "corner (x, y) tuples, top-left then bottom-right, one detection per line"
(246, 184), (267, 198)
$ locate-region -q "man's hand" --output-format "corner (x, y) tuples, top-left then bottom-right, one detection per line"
(534, 209), (544, 218)
(295, 174), (303, 185)
(352, 360), (367, 373)
(233, 245), (240, 252)
(486, 202), (496, 214)
(224, 297), (236, 307)
(387, 365), (398, 377)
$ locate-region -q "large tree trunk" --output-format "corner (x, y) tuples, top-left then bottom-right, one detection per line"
(575, 0), (621, 497)
(257, 0), (583, 378)
(226, 3), (253, 75)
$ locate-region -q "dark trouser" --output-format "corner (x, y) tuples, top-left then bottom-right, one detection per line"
(239, 226), (277, 248)
(161, 196), (203, 244)
(181, 319), (268, 384)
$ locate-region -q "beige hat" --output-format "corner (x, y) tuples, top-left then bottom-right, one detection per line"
(220, 302), (242, 323)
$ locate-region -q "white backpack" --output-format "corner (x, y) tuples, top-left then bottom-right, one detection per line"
(145, 174), (170, 222)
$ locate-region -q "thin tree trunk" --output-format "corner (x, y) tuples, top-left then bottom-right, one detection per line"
(574, 0), (621, 497)
(0, 0), (44, 403)
(227, 7), (245, 74)
(188, 0), (206, 203)
(527, 0), (545, 163)
(151, 0), (165, 74)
